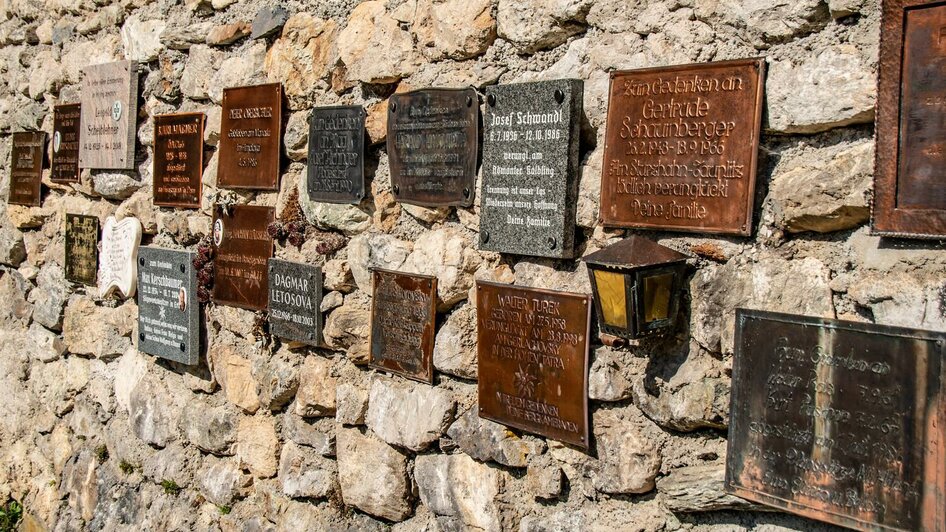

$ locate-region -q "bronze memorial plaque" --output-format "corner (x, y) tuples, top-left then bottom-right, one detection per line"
(476, 281), (591, 449)
(874, 0), (946, 238)
(600, 59), (765, 235)
(9, 132), (46, 206)
(51, 103), (81, 183)
(153, 112), (205, 208)
(211, 204), (275, 310)
(65, 214), (99, 286)
(727, 309), (946, 531)
(387, 88), (478, 207)
(79, 60), (138, 170)
(369, 268), (437, 383)
(218, 83), (282, 190)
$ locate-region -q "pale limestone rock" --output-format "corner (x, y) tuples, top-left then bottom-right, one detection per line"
(415, 453), (502, 530)
(62, 297), (134, 358)
(347, 233), (413, 290)
(320, 290), (344, 312)
(28, 51), (63, 99)
(0, 223), (25, 266)
(284, 414), (336, 455)
(402, 226), (482, 309)
(295, 356), (337, 417)
(497, 0), (592, 53)
(160, 22), (214, 50)
(323, 259), (356, 292)
(255, 346), (302, 411)
(693, 0), (830, 45)
(335, 381), (369, 426)
(265, 14), (338, 108)
(365, 377), (455, 451)
(513, 260), (592, 294)
(446, 408), (544, 467)
(129, 378), (177, 447)
(92, 171), (144, 200)
(828, 0), (864, 18)
(576, 145), (602, 228)
(28, 262), (69, 330)
(588, 346), (632, 402)
(199, 456), (251, 506)
(336, 425), (412, 522)
(116, 187), (159, 234)
(208, 42), (267, 104)
(114, 347), (148, 413)
(526, 453), (564, 500)
(180, 45), (222, 101)
(206, 22), (251, 46)
(592, 407), (661, 494)
(337, 1), (420, 84)
(283, 111), (309, 161)
(215, 348), (261, 414)
(237, 416), (279, 478)
(657, 464), (763, 513)
(120, 15), (166, 62)
(279, 441), (337, 499)
(848, 273), (946, 331)
(401, 203), (451, 224)
(26, 323), (65, 363)
(413, 0), (496, 61)
(432, 303), (477, 379)
(179, 400), (238, 455)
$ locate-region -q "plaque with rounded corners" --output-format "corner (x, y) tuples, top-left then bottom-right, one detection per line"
(268, 258), (323, 346)
(218, 83), (283, 190)
(137, 247), (200, 365)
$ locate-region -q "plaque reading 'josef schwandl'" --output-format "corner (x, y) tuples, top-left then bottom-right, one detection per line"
(727, 309), (946, 531)
(369, 269), (437, 383)
(137, 247), (200, 365)
(212, 204), (275, 310)
(9, 132), (46, 207)
(307, 106), (365, 204)
(52, 104), (81, 183)
(65, 214), (99, 286)
(79, 60), (138, 170)
(153, 112), (205, 208)
(387, 88), (478, 207)
(601, 59), (765, 235)
(480, 80), (582, 259)
(218, 83), (282, 190)
(476, 281), (591, 449)
(268, 259), (322, 346)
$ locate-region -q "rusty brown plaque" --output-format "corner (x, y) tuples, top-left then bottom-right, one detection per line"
(153, 112), (205, 208)
(387, 88), (478, 207)
(727, 309), (946, 531)
(874, 0), (946, 238)
(78, 60), (138, 170)
(368, 268), (437, 383)
(211, 204), (275, 310)
(64, 213), (99, 286)
(51, 104), (81, 183)
(600, 58), (765, 235)
(8, 132), (46, 206)
(476, 281), (591, 449)
(218, 83), (283, 190)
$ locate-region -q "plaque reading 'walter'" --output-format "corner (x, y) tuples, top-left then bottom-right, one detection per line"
(52, 104), (81, 183)
(137, 247), (200, 365)
(387, 88), (478, 207)
(9, 132), (45, 207)
(369, 269), (437, 383)
(218, 83), (282, 190)
(307, 106), (365, 204)
(476, 281), (591, 449)
(601, 59), (765, 235)
(153, 112), (205, 208)
(79, 60), (138, 169)
(268, 259), (322, 346)
(211, 204), (275, 310)
(480, 80), (582, 258)
(65, 214), (99, 285)
(727, 309), (946, 531)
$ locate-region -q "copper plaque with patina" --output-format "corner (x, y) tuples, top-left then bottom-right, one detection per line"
(601, 58), (765, 235)
(727, 309), (946, 531)
(874, 0), (946, 238)
(65, 214), (99, 286)
(78, 60), (138, 170)
(218, 83), (282, 190)
(476, 281), (591, 449)
(153, 112), (204, 208)
(369, 268), (437, 384)
(387, 88), (478, 207)
(211, 204), (275, 310)
(9, 132), (45, 206)
(51, 104), (81, 183)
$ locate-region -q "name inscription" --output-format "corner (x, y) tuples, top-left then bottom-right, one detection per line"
(211, 204), (275, 310)
(153, 112), (205, 208)
(218, 83), (282, 190)
(307, 105), (365, 204)
(369, 269), (437, 383)
(137, 247), (200, 365)
(78, 60), (138, 170)
(268, 259), (322, 346)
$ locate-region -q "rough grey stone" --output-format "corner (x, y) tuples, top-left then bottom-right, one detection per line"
(432, 303), (477, 379)
(657, 464), (765, 513)
(446, 408), (545, 468)
(365, 378), (456, 451)
(0, 223), (26, 267)
(250, 6), (289, 40)
(336, 426), (412, 522)
(284, 414), (336, 455)
(415, 453), (503, 531)
(279, 441), (337, 499)
(334, 382), (368, 426)
(179, 401), (238, 455)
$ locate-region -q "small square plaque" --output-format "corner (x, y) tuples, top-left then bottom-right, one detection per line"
(369, 268), (437, 383)
(307, 105), (366, 204)
(268, 258), (323, 346)
(218, 83), (283, 190)
(153, 112), (205, 208)
(137, 247), (200, 365)
(65, 214), (99, 286)
(211, 204), (275, 310)
(9, 131), (46, 207)
(51, 104), (81, 183)
(79, 60), (138, 170)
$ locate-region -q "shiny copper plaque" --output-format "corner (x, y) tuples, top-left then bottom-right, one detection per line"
(8, 132), (45, 206)
(600, 59), (765, 235)
(51, 104), (81, 183)
(211, 204), (275, 310)
(874, 0), (946, 238)
(65, 214), (99, 286)
(369, 268), (437, 383)
(387, 88), (478, 207)
(218, 83), (282, 190)
(153, 112), (205, 208)
(727, 309), (946, 531)
(78, 60), (138, 170)
(476, 281), (591, 449)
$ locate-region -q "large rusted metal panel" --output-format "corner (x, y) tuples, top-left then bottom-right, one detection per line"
(369, 268), (438, 384)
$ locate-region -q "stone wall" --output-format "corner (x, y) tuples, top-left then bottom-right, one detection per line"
(0, 0), (944, 530)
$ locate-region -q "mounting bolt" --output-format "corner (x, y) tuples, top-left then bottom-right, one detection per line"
(548, 237), (557, 250)
(482, 231), (490, 244)
(463, 187), (470, 198)
(487, 94), (496, 107)
(393, 185), (400, 195)
(179, 264), (186, 273)
(554, 89), (565, 104)
(138, 257), (144, 266)
(179, 343), (185, 352)
(466, 96), (473, 107)
(139, 333), (145, 341)
(390, 102), (397, 113)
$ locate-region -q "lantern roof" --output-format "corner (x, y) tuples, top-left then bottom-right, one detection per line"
(582, 236), (688, 269)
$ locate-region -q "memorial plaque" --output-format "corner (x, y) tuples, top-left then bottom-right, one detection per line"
(218, 83), (282, 190)
(98, 216), (142, 299)
(153, 112), (205, 208)
(137, 247), (200, 365)
(307, 105), (366, 204)
(480, 80), (582, 258)
(727, 309), (946, 531)
(211, 204), (275, 310)
(268, 259), (322, 346)
(79, 60), (138, 170)
(387, 88), (478, 207)
(8, 132), (45, 207)
(64, 214), (99, 286)
(600, 59), (765, 235)
(369, 269), (437, 383)
(476, 281), (591, 449)
(51, 104), (81, 183)
(874, 0), (946, 238)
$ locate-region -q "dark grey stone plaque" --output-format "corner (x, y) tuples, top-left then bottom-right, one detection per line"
(307, 105), (365, 204)
(479, 79), (582, 259)
(268, 258), (322, 346)
(137, 247), (200, 365)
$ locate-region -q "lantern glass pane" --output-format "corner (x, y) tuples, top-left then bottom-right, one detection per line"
(642, 272), (674, 324)
(593, 269), (627, 328)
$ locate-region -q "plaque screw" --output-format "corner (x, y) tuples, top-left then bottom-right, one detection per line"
(179, 343), (185, 352)
(554, 90), (565, 104)
(482, 231), (490, 244)
(390, 102), (397, 113)
(180, 264), (185, 273)
(466, 96), (473, 107)
(548, 237), (557, 250)
(463, 187), (470, 198)
(487, 94), (496, 107)
(139, 333), (145, 341)
(580, 436), (585, 441)
(138, 257), (144, 266)
(393, 185), (400, 195)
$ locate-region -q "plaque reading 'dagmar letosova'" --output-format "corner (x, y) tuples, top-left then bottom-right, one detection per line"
(369, 269), (437, 383)
(52, 103), (81, 183)
(8, 132), (46, 207)
(727, 309), (946, 531)
(79, 60), (138, 170)
(65, 214), (99, 285)
(268, 259), (322, 346)
(212, 204), (275, 310)
(153, 112), (205, 208)
(137, 247), (200, 365)
(476, 281), (591, 449)
(307, 105), (365, 204)
(601, 59), (765, 235)
(219, 83), (282, 190)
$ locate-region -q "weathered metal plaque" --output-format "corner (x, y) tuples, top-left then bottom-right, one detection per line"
(137, 247), (200, 365)
(479, 80), (582, 259)
(218, 83), (282, 190)
(8, 132), (45, 206)
(727, 309), (946, 531)
(211, 204), (275, 310)
(387, 88), (478, 207)
(874, 0), (946, 238)
(153, 112), (205, 208)
(79, 60), (138, 169)
(369, 268), (437, 383)
(600, 59), (765, 235)
(64, 214), (99, 286)
(476, 281), (591, 449)
(307, 105), (365, 204)
(51, 104), (81, 183)
(268, 259), (322, 346)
